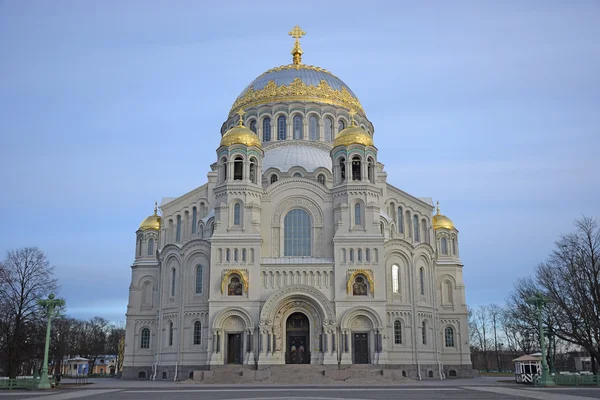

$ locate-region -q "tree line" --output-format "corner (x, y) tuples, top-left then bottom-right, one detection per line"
(470, 216), (600, 374)
(0, 247), (125, 379)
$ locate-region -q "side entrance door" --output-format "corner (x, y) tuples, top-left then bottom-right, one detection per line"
(353, 333), (369, 364)
(227, 333), (242, 364)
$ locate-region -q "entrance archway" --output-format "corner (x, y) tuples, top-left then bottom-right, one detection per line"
(286, 312), (310, 364)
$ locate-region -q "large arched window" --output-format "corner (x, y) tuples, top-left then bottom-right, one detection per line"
(419, 267), (425, 296)
(338, 119), (346, 132)
(324, 117), (333, 141)
(339, 158), (346, 181)
(171, 268), (176, 297)
(277, 115), (286, 140)
(192, 207), (197, 234)
(234, 156), (243, 180)
(309, 115), (318, 140)
(352, 156), (361, 180)
(367, 157), (374, 183)
(195, 265), (203, 294)
(176, 215), (181, 243)
(441, 237), (448, 255)
(147, 238), (154, 256)
(392, 264), (399, 293)
(263, 118), (271, 142)
(270, 174), (278, 184)
(234, 203), (241, 226)
(452, 238), (457, 255)
(317, 174), (325, 185)
(445, 326), (454, 347)
(413, 215), (420, 242)
(194, 321), (202, 345)
(169, 321), (174, 346)
(394, 321), (402, 344)
(354, 203), (361, 226)
(249, 120), (257, 134)
(284, 209), (311, 256)
(293, 115), (302, 139)
(141, 328), (150, 349)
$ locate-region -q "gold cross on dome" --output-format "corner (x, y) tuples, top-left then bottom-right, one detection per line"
(236, 108), (245, 126)
(348, 109), (357, 125)
(288, 25), (306, 65)
(289, 25), (306, 40)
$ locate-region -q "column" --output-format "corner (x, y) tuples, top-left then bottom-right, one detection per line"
(213, 330), (218, 352)
(302, 118), (308, 140)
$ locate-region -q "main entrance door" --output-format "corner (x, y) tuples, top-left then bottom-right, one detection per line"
(286, 312), (310, 364)
(227, 333), (242, 364)
(353, 333), (369, 364)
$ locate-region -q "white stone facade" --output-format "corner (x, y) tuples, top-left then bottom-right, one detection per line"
(123, 64), (472, 381)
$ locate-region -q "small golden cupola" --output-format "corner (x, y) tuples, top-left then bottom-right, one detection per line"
(333, 109), (374, 147)
(139, 202), (162, 231)
(220, 109), (261, 148)
(432, 201), (455, 230)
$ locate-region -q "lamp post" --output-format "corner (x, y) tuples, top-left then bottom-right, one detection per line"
(545, 328), (556, 374)
(37, 293), (65, 389)
(526, 292), (554, 386)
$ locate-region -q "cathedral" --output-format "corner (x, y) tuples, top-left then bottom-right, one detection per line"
(123, 26), (472, 381)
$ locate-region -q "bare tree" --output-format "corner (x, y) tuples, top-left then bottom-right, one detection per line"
(106, 323), (125, 374)
(487, 304), (503, 371)
(470, 305), (492, 372)
(77, 317), (109, 375)
(0, 248), (58, 378)
(535, 216), (600, 373)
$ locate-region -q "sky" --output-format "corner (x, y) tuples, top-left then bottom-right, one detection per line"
(1, 1), (598, 323)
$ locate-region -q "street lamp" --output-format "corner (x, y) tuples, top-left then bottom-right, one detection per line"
(36, 293), (65, 389)
(526, 292), (555, 386)
(544, 327), (556, 374)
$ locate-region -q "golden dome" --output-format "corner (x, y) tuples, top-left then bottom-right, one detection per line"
(139, 202), (161, 231)
(432, 202), (455, 230)
(220, 109), (261, 148)
(333, 111), (374, 147)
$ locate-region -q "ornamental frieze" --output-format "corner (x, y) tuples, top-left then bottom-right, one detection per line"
(229, 78), (365, 117)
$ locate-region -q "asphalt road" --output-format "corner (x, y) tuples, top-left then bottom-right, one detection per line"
(3, 386), (600, 400)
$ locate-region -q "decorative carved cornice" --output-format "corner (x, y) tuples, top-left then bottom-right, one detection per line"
(230, 77), (365, 117)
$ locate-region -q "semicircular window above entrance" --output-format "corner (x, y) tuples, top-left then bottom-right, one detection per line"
(284, 208), (311, 256)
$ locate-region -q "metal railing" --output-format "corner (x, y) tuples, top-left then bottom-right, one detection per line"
(0, 376), (54, 389)
(553, 374), (600, 386)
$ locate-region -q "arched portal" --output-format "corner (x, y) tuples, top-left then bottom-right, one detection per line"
(286, 312), (310, 364)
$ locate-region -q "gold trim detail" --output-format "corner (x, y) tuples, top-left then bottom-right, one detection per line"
(347, 269), (374, 295)
(230, 78), (365, 117)
(255, 64), (340, 80)
(221, 269), (249, 294)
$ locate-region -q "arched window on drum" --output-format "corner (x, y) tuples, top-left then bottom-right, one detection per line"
(277, 115), (286, 140)
(309, 116), (318, 140)
(293, 115), (303, 139)
(324, 117), (333, 141)
(263, 118), (271, 142)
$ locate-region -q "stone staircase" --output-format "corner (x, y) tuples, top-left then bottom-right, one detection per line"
(189, 364), (411, 384)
